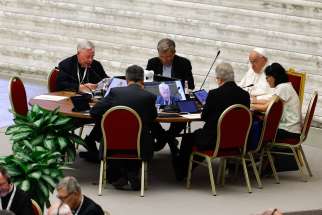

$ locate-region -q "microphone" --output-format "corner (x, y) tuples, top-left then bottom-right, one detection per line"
(242, 84), (254, 88)
(199, 50), (221, 90)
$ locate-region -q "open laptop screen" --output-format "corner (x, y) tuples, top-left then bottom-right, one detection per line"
(144, 80), (186, 105)
(193, 89), (208, 105)
(176, 100), (199, 113)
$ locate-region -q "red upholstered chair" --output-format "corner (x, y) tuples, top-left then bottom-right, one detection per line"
(31, 199), (42, 215)
(269, 91), (318, 182)
(47, 67), (59, 92)
(98, 106), (147, 197)
(251, 96), (284, 185)
(8, 76), (28, 116)
(186, 104), (252, 195)
(287, 68), (306, 105)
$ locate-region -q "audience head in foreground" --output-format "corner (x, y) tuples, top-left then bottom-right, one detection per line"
(56, 176), (104, 215)
(0, 166), (34, 215)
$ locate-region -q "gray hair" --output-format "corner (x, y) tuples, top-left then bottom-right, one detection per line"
(56, 176), (81, 194)
(158, 83), (170, 92)
(0, 166), (11, 184)
(215, 62), (235, 83)
(126, 65), (144, 82)
(77, 40), (95, 52)
(48, 203), (72, 215)
(157, 38), (176, 54)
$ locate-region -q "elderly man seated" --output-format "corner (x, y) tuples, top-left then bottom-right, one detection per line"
(240, 48), (273, 98)
(175, 62), (250, 180)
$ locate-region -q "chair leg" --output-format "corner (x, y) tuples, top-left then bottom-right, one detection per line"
(144, 162), (148, 190)
(98, 160), (104, 196)
(267, 150), (280, 184)
(220, 159), (227, 187)
(104, 161), (107, 186)
(258, 148), (265, 176)
(241, 157), (252, 193)
(206, 157), (216, 196)
(186, 154), (194, 189)
(291, 147), (308, 182)
(140, 162), (145, 197)
(249, 153), (263, 189)
(299, 146), (313, 177)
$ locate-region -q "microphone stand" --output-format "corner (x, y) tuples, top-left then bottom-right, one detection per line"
(199, 50), (221, 90)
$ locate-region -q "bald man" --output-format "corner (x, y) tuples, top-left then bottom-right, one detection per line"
(240, 48), (272, 97)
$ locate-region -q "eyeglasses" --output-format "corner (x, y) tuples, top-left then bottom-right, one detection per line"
(57, 192), (73, 201)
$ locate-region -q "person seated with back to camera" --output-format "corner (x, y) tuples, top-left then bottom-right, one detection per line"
(146, 38), (195, 155)
(251, 62), (302, 172)
(175, 62), (250, 180)
(88, 65), (158, 190)
(55, 40), (109, 161)
(156, 83), (181, 106)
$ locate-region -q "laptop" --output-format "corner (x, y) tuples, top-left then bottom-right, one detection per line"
(70, 95), (91, 112)
(176, 100), (199, 114)
(193, 89), (208, 105)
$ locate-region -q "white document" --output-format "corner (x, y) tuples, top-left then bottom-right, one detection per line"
(33, 95), (68, 101)
(180, 113), (201, 119)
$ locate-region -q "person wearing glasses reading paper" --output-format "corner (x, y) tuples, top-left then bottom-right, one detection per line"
(56, 40), (108, 93)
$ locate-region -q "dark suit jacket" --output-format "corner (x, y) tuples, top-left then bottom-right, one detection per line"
(78, 195), (104, 215)
(146, 55), (195, 90)
(56, 55), (108, 91)
(90, 84), (157, 160)
(0, 186), (34, 215)
(197, 81), (250, 149)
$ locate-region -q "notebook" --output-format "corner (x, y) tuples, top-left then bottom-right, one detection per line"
(193, 89), (208, 105)
(176, 100), (199, 114)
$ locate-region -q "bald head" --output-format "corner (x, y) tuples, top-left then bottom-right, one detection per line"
(249, 48), (268, 74)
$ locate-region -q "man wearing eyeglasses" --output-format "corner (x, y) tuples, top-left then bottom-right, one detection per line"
(55, 176), (104, 215)
(0, 166), (34, 215)
(239, 48), (272, 97)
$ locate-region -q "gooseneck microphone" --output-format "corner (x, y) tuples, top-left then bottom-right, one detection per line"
(199, 50), (221, 90)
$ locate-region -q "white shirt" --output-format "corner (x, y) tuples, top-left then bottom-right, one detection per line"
(239, 64), (273, 96)
(274, 82), (302, 134)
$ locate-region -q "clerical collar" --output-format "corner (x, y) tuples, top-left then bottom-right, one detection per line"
(0, 184), (16, 211)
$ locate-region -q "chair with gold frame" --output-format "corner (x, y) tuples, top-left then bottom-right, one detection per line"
(98, 106), (147, 197)
(31, 199), (42, 215)
(268, 91), (318, 182)
(8, 76), (28, 116)
(287, 68), (306, 105)
(186, 104), (253, 195)
(47, 67), (59, 92)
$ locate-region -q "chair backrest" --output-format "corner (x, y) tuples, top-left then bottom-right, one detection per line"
(254, 96), (284, 152)
(8, 76), (28, 116)
(301, 91), (318, 142)
(213, 104), (252, 156)
(287, 68), (306, 105)
(31, 199), (42, 215)
(101, 106), (142, 160)
(47, 67), (59, 92)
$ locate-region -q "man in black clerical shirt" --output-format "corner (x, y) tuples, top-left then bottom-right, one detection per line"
(56, 40), (108, 92)
(56, 176), (104, 215)
(0, 166), (34, 215)
(146, 38), (195, 158)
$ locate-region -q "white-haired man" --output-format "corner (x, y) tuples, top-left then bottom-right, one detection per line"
(240, 48), (272, 96)
(56, 40), (108, 92)
(156, 83), (180, 105)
